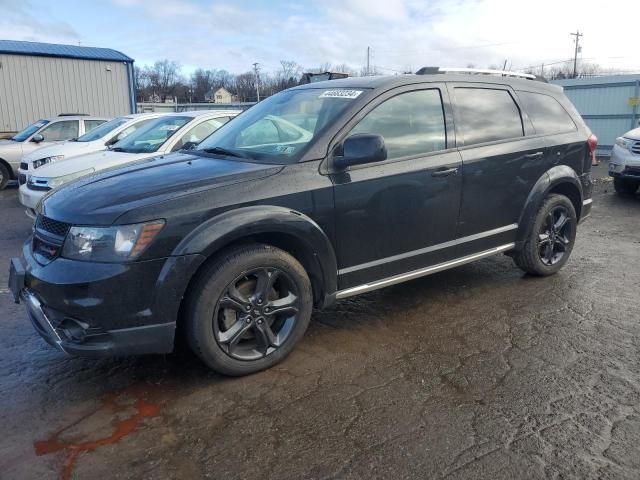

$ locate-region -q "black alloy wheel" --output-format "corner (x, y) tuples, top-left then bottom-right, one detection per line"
(185, 243), (312, 376)
(214, 267), (300, 361)
(513, 193), (577, 276)
(537, 205), (574, 266)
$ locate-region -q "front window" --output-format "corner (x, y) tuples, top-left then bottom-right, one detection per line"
(111, 116), (191, 153)
(11, 120), (50, 142)
(76, 117), (129, 142)
(196, 88), (364, 163)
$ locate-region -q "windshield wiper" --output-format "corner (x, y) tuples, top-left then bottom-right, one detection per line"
(110, 147), (127, 152)
(201, 146), (248, 159)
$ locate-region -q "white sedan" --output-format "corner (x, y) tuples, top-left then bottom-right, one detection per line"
(19, 110), (240, 216)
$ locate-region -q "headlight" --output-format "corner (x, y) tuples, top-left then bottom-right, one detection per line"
(48, 168), (94, 189)
(615, 137), (633, 150)
(33, 155), (65, 169)
(62, 220), (165, 262)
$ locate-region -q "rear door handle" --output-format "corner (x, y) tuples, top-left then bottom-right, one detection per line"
(524, 151), (544, 159)
(431, 167), (458, 178)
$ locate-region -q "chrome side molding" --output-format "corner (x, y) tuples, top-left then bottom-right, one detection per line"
(335, 243), (515, 299)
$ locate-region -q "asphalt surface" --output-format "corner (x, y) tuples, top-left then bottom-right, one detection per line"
(1, 163), (639, 480)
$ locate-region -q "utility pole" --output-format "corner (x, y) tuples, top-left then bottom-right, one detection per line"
(570, 30), (583, 79)
(366, 47), (370, 76)
(252, 62), (261, 102)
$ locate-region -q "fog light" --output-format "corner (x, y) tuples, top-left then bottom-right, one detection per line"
(59, 318), (89, 342)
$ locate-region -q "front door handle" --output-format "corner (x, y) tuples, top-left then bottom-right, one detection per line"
(524, 151), (544, 159)
(431, 167), (458, 178)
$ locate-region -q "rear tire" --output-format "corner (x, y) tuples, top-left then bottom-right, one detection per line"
(613, 177), (639, 195)
(0, 163), (10, 190)
(185, 244), (313, 376)
(514, 194), (577, 276)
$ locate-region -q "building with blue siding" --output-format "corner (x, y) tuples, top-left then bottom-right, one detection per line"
(551, 75), (640, 155)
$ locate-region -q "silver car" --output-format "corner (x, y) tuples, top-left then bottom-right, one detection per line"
(609, 127), (640, 194)
(0, 114), (108, 189)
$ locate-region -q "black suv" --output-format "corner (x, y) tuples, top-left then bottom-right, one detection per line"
(9, 68), (595, 376)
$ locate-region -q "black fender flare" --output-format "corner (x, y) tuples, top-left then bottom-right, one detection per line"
(172, 205), (338, 303)
(516, 165), (583, 246)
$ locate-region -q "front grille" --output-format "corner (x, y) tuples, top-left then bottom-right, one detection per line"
(20, 162), (28, 170)
(36, 215), (71, 238)
(631, 141), (640, 155)
(18, 174), (27, 185)
(625, 166), (640, 177)
(26, 183), (51, 191)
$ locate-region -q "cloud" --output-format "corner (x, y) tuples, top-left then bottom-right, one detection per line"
(3, 0), (638, 75)
(0, 0), (78, 44)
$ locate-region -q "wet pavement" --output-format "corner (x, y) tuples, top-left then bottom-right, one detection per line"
(1, 163), (639, 479)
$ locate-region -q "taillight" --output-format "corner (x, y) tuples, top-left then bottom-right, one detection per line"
(587, 134), (598, 153)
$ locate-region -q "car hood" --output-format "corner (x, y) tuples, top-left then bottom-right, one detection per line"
(0, 139), (21, 151)
(40, 153), (284, 225)
(623, 128), (640, 141)
(23, 140), (102, 163)
(32, 150), (153, 178)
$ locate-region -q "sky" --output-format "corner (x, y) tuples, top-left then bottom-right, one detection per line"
(1, 0), (638, 76)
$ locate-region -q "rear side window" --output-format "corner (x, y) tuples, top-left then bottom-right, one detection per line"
(350, 89), (446, 160)
(84, 120), (106, 132)
(517, 91), (577, 135)
(454, 88), (524, 145)
(39, 120), (79, 141)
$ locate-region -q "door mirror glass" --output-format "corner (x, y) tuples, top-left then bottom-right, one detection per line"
(31, 134), (44, 143)
(334, 133), (387, 169)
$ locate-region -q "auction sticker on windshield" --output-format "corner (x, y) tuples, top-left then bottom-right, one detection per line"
(319, 90), (362, 99)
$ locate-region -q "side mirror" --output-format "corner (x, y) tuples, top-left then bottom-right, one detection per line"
(32, 134), (44, 143)
(334, 134), (387, 169)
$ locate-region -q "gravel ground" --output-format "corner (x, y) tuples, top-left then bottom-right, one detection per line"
(1, 162), (639, 480)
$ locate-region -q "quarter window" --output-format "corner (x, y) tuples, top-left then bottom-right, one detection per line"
(350, 89), (446, 160)
(39, 120), (79, 141)
(84, 120), (106, 132)
(454, 88), (524, 145)
(517, 91), (577, 135)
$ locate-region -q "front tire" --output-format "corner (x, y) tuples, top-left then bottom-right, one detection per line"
(185, 244), (313, 376)
(0, 163), (10, 190)
(613, 177), (639, 195)
(514, 194), (577, 276)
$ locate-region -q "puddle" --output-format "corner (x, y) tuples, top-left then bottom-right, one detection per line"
(34, 390), (160, 480)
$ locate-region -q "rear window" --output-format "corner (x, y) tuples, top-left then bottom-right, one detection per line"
(454, 88), (524, 145)
(517, 91), (577, 135)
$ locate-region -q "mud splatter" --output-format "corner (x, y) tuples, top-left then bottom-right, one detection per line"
(34, 393), (160, 480)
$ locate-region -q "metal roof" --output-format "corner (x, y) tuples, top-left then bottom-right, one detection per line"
(0, 40), (133, 63)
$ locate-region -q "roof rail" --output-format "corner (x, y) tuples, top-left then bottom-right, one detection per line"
(415, 66), (546, 82)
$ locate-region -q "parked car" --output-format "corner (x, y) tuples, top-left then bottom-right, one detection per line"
(0, 114), (108, 190)
(609, 127), (640, 194)
(9, 68), (595, 376)
(18, 111), (239, 214)
(17, 113), (166, 187)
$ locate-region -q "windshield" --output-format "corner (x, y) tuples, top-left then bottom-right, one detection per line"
(111, 116), (191, 153)
(196, 88), (363, 163)
(11, 120), (50, 142)
(76, 117), (129, 142)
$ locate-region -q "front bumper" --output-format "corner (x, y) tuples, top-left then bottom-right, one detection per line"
(609, 144), (640, 179)
(9, 244), (206, 357)
(18, 183), (45, 210)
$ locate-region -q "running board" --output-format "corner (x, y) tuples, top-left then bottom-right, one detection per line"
(335, 243), (515, 299)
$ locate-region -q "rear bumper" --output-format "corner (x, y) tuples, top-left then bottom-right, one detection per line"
(10, 244), (206, 357)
